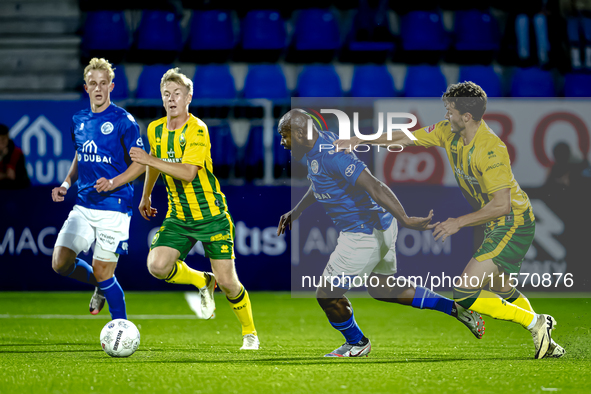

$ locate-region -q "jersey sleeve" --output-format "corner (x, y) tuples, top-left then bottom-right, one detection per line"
(412, 120), (449, 148)
(121, 113), (146, 152)
(326, 151), (367, 186)
(182, 123), (209, 167)
(478, 142), (513, 194)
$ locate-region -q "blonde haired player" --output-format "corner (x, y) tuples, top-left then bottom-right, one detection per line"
(335, 81), (564, 359)
(129, 68), (258, 350)
(52, 58), (146, 318)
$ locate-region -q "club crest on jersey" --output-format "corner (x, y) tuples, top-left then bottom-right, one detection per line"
(101, 122), (114, 135)
(136, 137), (144, 147)
(311, 160), (319, 174)
(179, 129), (187, 147)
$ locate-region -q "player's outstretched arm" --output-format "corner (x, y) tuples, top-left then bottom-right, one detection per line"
(433, 188), (511, 242)
(129, 147), (198, 183)
(277, 185), (316, 235)
(52, 155), (78, 202)
(356, 168), (437, 231)
(95, 162), (146, 193)
(138, 164), (160, 221)
(334, 130), (415, 153)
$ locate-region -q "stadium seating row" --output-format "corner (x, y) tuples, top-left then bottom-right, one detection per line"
(110, 63), (591, 100)
(82, 9), (502, 64)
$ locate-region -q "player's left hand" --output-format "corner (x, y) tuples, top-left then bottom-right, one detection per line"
(129, 147), (151, 165)
(94, 177), (115, 192)
(433, 218), (461, 243)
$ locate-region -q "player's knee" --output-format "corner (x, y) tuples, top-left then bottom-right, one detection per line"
(147, 259), (170, 280)
(52, 249), (73, 276)
(216, 275), (240, 296)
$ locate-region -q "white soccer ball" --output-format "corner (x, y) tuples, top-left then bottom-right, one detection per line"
(100, 319), (140, 357)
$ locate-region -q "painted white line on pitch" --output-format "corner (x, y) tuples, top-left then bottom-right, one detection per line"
(184, 292), (215, 319)
(0, 314), (199, 320)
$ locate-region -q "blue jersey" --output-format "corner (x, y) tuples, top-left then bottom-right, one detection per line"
(306, 131), (393, 234)
(71, 103), (145, 215)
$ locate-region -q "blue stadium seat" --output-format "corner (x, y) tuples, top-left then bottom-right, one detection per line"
(350, 65), (396, 97)
(564, 73), (591, 97)
(244, 126), (265, 180)
(400, 11), (449, 51)
(192, 65), (236, 99)
(458, 65), (502, 97)
(135, 65), (174, 99)
(243, 65), (288, 99)
(209, 123), (237, 179)
(404, 65), (447, 97)
(109, 64), (129, 100)
(242, 10), (286, 50)
(294, 9), (340, 50)
(511, 67), (556, 97)
(83, 11), (130, 52)
(454, 10), (500, 52)
(187, 10), (234, 51)
(298, 65), (342, 97)
(133, 10), (182, 63)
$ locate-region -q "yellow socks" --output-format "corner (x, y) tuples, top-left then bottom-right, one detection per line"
(227, 286), (257, 336)
(165, 261), (208, 288)
(493, 287), (535, 312)
(454, 287), (535, 328)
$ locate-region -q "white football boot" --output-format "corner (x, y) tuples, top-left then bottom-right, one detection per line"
(530, 314), (556, 359)
(89, 287), (105, 315)
(198, 272), (216, 320)
(455, 304), (485, 339)
(324, 338), (371, 357)
(544, 339), (566, 358)
(240, 334), (260, 350)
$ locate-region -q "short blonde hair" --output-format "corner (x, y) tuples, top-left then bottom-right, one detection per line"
(84, 58), (115, 83)
(160, 67), (193, 96)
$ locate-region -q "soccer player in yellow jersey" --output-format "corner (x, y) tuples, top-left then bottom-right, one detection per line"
(335, 81), (564, 359)
(129, 68), (258, 350)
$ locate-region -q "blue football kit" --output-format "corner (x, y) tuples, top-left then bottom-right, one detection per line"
(70, 103), (145, 215)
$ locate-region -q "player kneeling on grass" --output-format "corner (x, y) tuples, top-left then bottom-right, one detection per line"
(277, 109), (485, 358)
(129, 68), (258, 350)
(52, 58), (147, 319)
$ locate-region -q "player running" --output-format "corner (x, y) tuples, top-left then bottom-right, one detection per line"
(51, 58), (146, 319)
(277, 109), (485, 358)
(335, 81), (564, 359)
(129, 68), (258, 350)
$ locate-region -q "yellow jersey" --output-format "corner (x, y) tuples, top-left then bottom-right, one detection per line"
(412, 120), (534, 227)
(147, 114), (228, 222)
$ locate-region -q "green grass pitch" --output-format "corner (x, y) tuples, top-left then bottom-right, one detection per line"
(1, 292), (590, 394)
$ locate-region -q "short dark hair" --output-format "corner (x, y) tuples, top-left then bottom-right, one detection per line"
(0, 124), (9, 136)
(442, 81), (487, 121)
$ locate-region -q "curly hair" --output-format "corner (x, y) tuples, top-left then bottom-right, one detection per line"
(442, 81), (487, 121)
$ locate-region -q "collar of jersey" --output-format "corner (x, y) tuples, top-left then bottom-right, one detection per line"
(89, 102), (116, 117)
(306, 132), (327, 158)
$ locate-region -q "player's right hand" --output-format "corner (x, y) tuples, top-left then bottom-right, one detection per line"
(333, 136), (362, 154)
(51, 186), (68, 202)
(139, 196), (158, 221)
(403, 209), (439, 231)
(277, 209), (300, 236)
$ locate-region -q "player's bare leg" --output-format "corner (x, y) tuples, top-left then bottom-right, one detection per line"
(148, 246), (215, 319)
(210, 258), (258, 349)
(367, 274), (484, 339)
(52, 245), (104, 314)
(454, 258), (557, 359)
(317, 285), (371, 357)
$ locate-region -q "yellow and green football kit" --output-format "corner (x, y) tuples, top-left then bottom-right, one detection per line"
(413, 120), (536, 328)
(147, 114), (256, 336)
(413, 120), (535, 275)
(147, 114), (234, 261)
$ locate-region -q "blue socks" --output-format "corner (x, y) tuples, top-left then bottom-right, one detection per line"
(66, 258), (97, 285)
(98, 276), (127, 320)
(330, 313), (365, 345)
(411, 286), (454, 315)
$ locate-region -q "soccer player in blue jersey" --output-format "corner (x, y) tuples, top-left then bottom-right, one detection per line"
(51, 58), (146, 319)
(277, 109), (485, 357)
